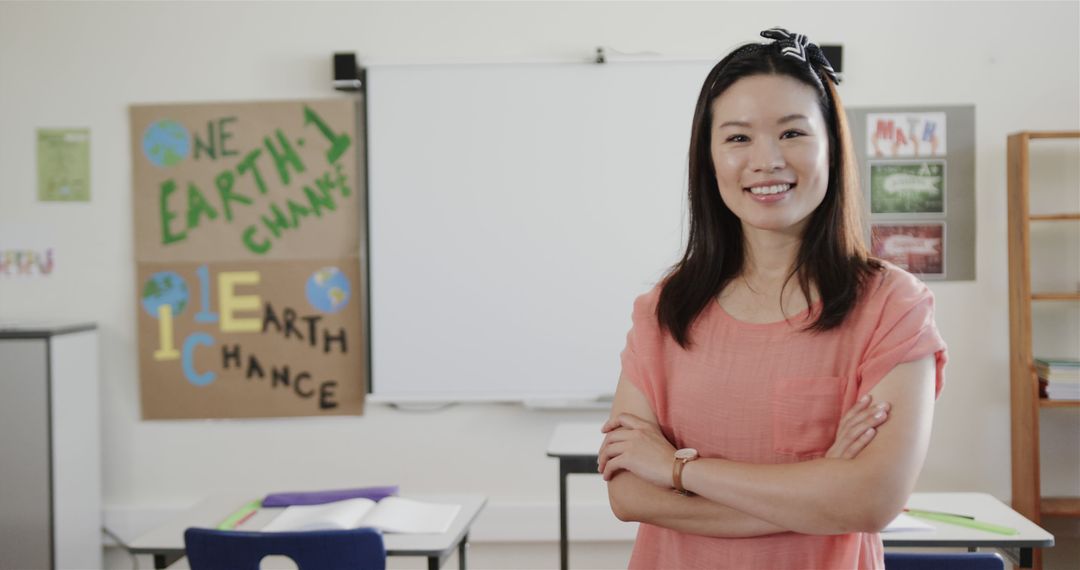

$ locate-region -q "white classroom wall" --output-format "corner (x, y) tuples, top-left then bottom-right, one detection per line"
(1, 1), (1078, 568)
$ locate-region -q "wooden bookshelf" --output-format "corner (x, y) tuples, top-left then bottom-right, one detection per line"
(1006, 131), (1080, 570)
(1029, 213), (1080, 221)
(1031, 293), (1080, 301)
(1042, 497), (1080, 517)
(1039, 399), (1080, 408)
(1028, 131), (1080, 139)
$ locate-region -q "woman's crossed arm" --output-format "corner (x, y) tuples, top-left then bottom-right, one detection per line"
(602, 357), (934, 536)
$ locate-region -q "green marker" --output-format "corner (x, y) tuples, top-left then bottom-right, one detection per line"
(217, 499), (263, 530)
(904, 508), (973, 519)
(905, 510), (1018, 535)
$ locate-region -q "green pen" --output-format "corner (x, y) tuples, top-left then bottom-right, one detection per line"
(217, 499), (263, 530)
(904, 508), (974, 520)
(904, 510), (1018, 535)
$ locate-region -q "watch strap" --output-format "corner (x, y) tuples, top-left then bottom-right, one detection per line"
(673, 458), (690, 495)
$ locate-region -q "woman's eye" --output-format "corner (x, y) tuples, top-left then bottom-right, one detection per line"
(726, 134), (749, 143)
(781, 130), (805, 139)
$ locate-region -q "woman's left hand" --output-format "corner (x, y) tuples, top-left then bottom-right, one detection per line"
(598, 413), (677, 487)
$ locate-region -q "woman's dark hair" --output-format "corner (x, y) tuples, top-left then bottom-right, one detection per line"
(657, 41), (882, 348)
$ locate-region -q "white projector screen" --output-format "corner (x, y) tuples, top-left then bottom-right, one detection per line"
(366, 60), (714, 402)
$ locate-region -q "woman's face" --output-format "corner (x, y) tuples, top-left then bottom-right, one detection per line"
(709, 73), (830, 237)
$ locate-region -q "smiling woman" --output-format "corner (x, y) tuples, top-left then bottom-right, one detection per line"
(599, 28), (948, 570)
(711, 75), (830, 237)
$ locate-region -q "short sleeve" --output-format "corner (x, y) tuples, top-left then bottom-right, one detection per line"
(619, 287), (666, 408)
(856, 269), (948, 398)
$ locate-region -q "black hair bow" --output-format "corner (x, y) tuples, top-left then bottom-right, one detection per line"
(760, 27), (840, 85)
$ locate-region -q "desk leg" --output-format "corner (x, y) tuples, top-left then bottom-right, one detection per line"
(557, 456), (602, 570)
(427, 534), (469, 570)
(153, 553), (181, 569)
(1021, 547), (1033, 568)
(999, 546), (1033, 568)
(560, 460), (570, 570)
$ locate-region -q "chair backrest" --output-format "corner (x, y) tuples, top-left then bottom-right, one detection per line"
(884, 552), (1006, 570)
(184, 527), (386, 570)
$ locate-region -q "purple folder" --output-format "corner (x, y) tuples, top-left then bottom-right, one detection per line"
(262, 485), (400, 507)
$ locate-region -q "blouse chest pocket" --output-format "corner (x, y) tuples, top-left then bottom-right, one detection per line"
(771, 376), (843, 459)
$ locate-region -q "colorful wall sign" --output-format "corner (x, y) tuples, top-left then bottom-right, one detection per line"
(0, 248), (54, 277)
(130, 99), (367, 419)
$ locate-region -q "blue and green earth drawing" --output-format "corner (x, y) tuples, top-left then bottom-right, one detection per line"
(306, 267), (351, 314)
(141, 271), (189, 318)
(142, 120), (190, 167)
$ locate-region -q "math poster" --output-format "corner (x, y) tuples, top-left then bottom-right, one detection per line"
(866, 112), (946, 158)
(130, 99), (367, 419)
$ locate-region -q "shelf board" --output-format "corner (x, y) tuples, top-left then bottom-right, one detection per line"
(1029, 213), (1080, 221)
(1030, 293), (1080, 301)
(1024, 131), (1080, 139)
(1042, 497), (1080, 517)
(1039, 399), (1080, 408)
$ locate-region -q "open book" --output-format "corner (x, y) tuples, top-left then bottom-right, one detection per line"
(882, 512), (935, 533)
(261, 497), (461, 534)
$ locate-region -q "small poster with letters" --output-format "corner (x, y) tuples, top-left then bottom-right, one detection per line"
(867, 112), (947, 158)
(871, 223), (945, 277)
(870, 161), (945, 214)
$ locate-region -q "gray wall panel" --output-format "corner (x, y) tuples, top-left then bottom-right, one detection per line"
(0, 339), (52, 570)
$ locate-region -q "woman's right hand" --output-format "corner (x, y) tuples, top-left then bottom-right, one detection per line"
(825, 395), (891, 459)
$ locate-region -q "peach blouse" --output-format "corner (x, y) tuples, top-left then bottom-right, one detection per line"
(620, 263), (947, 570)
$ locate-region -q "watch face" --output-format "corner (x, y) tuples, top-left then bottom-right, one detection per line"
(674, 448), (698, 461)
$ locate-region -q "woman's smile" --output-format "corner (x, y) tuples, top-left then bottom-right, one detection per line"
(745, 181), (798, 202)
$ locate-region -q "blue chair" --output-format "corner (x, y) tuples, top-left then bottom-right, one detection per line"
(184, 527), (386, 570)
(884, 552), (1005, 570)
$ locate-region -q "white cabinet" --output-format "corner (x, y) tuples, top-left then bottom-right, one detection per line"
(0, 323), (101, 570)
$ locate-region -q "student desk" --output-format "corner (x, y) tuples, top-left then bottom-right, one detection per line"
(128, 494), (486, 570)
(547, 422), (1053, 569)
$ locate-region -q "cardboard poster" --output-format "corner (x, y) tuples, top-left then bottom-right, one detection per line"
(38, 128), (90, 201)
(130, 99), (367, 419)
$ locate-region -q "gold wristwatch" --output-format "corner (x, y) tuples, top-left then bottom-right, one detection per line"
(673, 448), (699, 495)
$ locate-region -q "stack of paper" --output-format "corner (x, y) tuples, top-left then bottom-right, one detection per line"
(1036, 357), (1080, 401)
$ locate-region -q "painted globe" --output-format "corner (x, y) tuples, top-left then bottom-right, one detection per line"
(141, 271), (190, 318)
(306, 267), (351, 314)
(142, 120), (190, 167)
